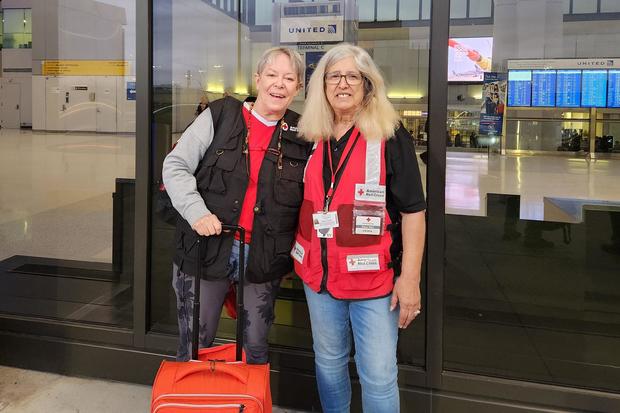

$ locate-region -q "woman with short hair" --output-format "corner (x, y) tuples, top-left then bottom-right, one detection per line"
(163, 46), (310, 363)
(293, 43), (426, 412)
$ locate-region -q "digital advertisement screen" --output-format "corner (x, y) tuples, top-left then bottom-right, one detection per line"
(507, 70), (532, 107)
(556, 70), (581, 108)
(448, 37), (493, 83)
(581, 70), (607, 107)
(608, 70), (620, 108)
(531, 70), (556, 107)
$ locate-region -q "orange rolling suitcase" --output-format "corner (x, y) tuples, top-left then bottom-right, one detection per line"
(151, 225), (272, 413)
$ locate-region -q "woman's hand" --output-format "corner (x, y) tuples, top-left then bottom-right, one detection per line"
(391, 210), (426, 329)
(390, 275), (422, 329)
(192, 213), (222, 236)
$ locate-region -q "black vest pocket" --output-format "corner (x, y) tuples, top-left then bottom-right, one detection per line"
(246, 226), (295, 283)
(273, 157), (305, 207)
(197, 150), (239, 195)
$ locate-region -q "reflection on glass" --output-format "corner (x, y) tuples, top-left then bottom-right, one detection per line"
(149, 0), (430, 368)
(446, 0), (620, 392)
(0, 1), (136, 328)
(572, 0), (598, 14)
(469, 0), (493, 18)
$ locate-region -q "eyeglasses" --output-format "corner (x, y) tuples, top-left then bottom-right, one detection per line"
(324, 72), (364, 86)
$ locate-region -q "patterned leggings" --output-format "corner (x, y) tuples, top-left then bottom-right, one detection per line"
(172, 240), (280, 364)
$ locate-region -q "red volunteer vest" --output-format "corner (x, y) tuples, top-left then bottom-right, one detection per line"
(292, 128), (394, 300)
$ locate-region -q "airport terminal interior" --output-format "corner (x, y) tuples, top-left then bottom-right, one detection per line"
(1, 0), (620, 411)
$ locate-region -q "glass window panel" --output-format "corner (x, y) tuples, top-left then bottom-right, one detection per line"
(24, 9), (32, 33)
(377, 0), (397, 21)
(446, 0), (620, 393)
(150, 0), (431, 370)
(255, 0), (274, 25)
(358, 0), (375, 21)
(0, 2), (136, 328)
(469, 0), (493, 18)
(400, 0), (421, 20)
(601, 0), (620, 12)
(3, 9), (25, 33)
(563, 0), (571, 14)
(572, 0), (598, 13)
(421, 0), (431, 19)
(451, 0), (468, 18)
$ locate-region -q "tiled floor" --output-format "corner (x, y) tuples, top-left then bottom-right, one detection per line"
(0, 365), (307, 413)
(0, 129), (135, 262)
(1, 128), (619, 263)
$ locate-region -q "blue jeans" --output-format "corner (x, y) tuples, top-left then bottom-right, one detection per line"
(304, 284), (400, 413)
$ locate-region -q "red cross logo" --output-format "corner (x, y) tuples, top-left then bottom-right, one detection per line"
(349, 258), (356, 266)
(357, 188), (365, 196)
(366, 217), (372, 222)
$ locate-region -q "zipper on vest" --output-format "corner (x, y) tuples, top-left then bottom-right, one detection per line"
(319, 238), (328, 292)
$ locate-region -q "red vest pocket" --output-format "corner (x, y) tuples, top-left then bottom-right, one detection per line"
(298, 200), (316, 242)
(335, 250), (388, 292)
(291, 236), (322, 291)
(335, 204), (382, 247)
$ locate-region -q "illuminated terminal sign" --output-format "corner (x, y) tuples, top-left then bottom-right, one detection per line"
(280, 15), (343, 43)
(507, 58), (620, 108)
(278, 2), (344, 44)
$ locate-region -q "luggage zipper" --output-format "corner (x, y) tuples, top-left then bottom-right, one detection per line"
(154, 393), (262, 412)
(153, 402), (245, 412)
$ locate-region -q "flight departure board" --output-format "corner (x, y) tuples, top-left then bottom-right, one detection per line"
(608, 70), (620, 108)
(556, 70), (581, 108)
(506, 66), (620, 108)
(532, 70), (556, 107)
(581, 70), (607, 107)
(508, 70), (532, 107)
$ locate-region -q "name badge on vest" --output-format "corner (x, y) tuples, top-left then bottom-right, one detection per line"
(354, 184), (386, 203)
(346, 254), (381, 272)
(291, 241), (305, 264)
(352, 203), (385, 236)
(354, 215), (383, 235)
(312, 211), (339, 230)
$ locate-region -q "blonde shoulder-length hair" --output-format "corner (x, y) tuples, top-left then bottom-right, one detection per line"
(298, 43), (400, 142)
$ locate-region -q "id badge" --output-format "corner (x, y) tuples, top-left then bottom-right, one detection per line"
(352, 204), (385, 236)
(312, 211), (339, 230)
(354, 215), (383, 235)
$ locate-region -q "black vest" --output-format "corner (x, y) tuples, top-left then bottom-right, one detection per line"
(174, 97), (312, 283)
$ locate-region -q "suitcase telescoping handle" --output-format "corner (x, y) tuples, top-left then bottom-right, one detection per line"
(192, 224), (246, 362)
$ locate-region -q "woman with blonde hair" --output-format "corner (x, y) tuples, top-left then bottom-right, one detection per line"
(293, 44), (426, 412)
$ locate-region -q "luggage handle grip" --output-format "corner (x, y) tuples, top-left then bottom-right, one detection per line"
(176, 362), (248, 384)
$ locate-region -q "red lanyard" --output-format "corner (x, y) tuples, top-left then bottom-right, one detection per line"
(324, 127), (360, 211)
